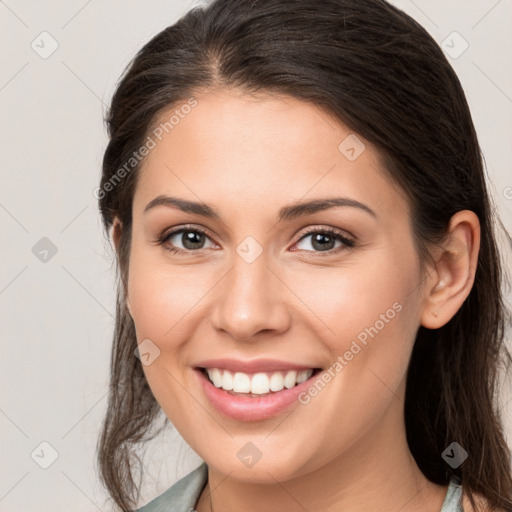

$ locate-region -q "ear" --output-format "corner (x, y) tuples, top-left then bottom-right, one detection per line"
(420, 210), (480, 329)
(111, 217), (132, 316)
(112, 216), (123, 255)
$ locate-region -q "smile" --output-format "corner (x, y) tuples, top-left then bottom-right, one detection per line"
(202, 367), (319, 395)
(194, 364), (324, 421)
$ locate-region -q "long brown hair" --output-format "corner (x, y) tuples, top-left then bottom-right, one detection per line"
(96, 0), (512, 510)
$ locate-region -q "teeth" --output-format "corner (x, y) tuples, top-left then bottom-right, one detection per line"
(233, 372), (251, 393)
(296, 370), (309, 384)
(221, 369), (233, 390)
(251, 373), (269, 394)
(205, 368), (314, 394)
(210, 368), (223, 388)
(283, 370), (297, 389)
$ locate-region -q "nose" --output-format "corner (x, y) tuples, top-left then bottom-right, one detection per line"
(209, 252), (291, 342)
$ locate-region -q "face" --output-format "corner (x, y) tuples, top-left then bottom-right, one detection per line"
(123, 88), (429, 483)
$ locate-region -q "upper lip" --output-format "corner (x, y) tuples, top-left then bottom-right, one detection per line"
(194, 358), (321, 373)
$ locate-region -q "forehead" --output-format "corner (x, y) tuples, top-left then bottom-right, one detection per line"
(133, 89), (410, 223)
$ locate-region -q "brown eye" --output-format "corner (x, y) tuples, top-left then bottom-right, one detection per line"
(169, 230), (207, 250)
(157, 225), (217, 255)
(293, 227), (355, 255)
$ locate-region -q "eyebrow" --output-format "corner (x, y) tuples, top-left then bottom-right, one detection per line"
(143, 195), (377, 221)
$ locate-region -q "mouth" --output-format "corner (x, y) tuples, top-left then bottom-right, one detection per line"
(196, 367), (323, 397)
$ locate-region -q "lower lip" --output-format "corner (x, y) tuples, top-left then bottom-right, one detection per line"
(194, 368), (321, 422)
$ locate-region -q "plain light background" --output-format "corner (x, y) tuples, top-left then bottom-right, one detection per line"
(1, 0), (511, 510)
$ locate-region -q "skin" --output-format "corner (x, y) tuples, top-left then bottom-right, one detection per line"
(112, 88), (481, 511)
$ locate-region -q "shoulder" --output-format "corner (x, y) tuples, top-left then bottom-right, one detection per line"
(137, 462), (208, 512)
(461, 492), (493, 512)
(441, 478), (496, 512)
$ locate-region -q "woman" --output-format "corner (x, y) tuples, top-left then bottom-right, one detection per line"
(96, 0), (512, 510)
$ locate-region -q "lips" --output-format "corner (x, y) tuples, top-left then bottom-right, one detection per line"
(192, 358), (324, 421)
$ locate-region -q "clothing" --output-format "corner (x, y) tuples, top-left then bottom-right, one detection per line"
(137, 462), (464, 511)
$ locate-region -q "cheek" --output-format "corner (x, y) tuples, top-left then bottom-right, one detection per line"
(291, 248), (419, 402)
(127, 240), (185, 335)
(126, 246), (208, 420)
(127, 267), (172, 342)
(290, 253), (415, 345)
(126, 243), (218, 356)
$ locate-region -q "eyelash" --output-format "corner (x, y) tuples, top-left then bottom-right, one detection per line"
(155, 224), (356, 257)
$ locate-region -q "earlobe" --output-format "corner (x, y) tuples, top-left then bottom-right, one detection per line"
(419, 210), (480, 330)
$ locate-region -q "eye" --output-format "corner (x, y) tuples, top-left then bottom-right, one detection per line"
(155, 225), (356, 256)
(156, 225), (217, 255)
(292, 227), (356, 255)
